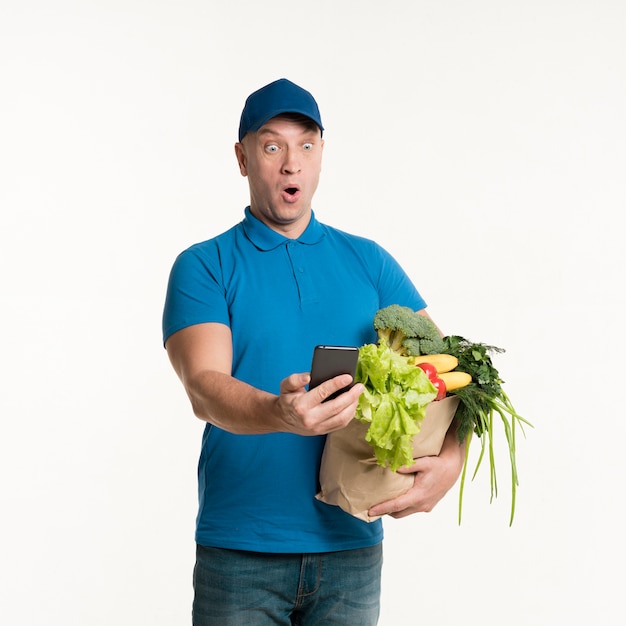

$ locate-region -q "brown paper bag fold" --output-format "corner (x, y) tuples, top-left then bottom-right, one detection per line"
(316, 395), (460, 522)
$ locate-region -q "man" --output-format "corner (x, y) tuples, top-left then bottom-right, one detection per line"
(162, 78), (465, 625)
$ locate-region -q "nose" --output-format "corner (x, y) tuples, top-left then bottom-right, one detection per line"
(281, 149), (301, 174)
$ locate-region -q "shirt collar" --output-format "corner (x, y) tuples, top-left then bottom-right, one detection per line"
(241, 206), (326, 250)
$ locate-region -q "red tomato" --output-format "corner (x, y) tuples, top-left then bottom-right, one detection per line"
(431, 377), (447, 401)
(416, 362), (438, 381)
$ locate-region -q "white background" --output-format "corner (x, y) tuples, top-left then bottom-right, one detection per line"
(1, 1), (624, 624)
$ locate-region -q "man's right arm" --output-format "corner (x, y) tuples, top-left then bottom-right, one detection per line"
(165, 322), (363, 436)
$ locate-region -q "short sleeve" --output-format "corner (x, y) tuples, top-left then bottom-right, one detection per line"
(162, 244), (231, 345)
(374, 244), (427, 312)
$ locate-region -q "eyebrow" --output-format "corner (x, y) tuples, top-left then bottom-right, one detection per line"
(257, 128), (280, 138)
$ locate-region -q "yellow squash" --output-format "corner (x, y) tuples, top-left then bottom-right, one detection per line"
(439, 371), (472, 391)
(412, 353), (459, 374)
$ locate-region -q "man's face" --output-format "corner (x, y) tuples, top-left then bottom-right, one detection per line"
(235, 116), (324, 237)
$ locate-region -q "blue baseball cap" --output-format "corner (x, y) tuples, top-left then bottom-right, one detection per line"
(238, 78), (324, 141)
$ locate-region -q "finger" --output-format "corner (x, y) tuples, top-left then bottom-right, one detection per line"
(369, 494), (419, 519)
(368, 498), (405, 519)
(395, 455), (436, 474)
(309, 374), (355, 404)
(395, 460), (425, 474)
(305, 383), (364, 434)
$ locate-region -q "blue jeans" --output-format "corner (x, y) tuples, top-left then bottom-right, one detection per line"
(192, 543), (382, 625)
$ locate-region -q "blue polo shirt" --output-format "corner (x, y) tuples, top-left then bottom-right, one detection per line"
(162, 208), (426, 552)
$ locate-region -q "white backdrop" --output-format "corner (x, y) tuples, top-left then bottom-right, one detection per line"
(1, 1), (624, 624)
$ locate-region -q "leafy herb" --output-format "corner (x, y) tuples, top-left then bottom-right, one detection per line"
(442, 335), (533, 525)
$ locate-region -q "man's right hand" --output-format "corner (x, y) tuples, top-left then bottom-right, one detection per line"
(275, 373), (364, 436)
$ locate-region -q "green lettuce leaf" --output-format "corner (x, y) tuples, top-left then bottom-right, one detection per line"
(355, 341), (437, 470)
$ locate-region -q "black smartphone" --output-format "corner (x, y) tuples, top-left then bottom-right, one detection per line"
(309, 345), (359, 401)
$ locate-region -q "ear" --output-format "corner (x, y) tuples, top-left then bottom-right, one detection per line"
(234, 142), (248, 177)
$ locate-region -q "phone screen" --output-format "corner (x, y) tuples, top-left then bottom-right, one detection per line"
(309, 345), (359, 401)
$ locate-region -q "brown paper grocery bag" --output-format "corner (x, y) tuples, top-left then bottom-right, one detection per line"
(316, 395), (460, 522)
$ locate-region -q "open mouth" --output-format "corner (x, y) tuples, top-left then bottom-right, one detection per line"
(285, 187), (299, 196)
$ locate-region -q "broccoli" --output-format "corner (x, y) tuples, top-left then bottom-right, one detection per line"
(373, 304), (444, 356)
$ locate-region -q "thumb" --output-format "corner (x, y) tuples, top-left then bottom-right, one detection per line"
(280, 372), (310, 394)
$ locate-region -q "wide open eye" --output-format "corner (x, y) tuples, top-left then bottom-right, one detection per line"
(266, 144), (279, 153)
(303, 143), (313, 151)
